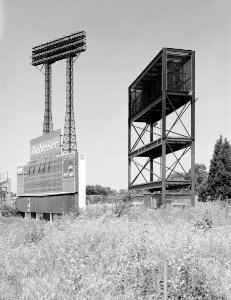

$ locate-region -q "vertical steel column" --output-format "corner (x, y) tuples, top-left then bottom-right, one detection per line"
(191, 51), (196, 206)
(128, 89), (131, 188)
(161, 49), (167, 204)
(43, 63), (53, 134)
(63, 56), (77, 153)
(150, 123), (153, 182)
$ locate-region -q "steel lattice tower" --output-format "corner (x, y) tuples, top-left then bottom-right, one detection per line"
(63, 56), (77, 153)
(31, 31), (86, 149)
(43, 63), (53, 134)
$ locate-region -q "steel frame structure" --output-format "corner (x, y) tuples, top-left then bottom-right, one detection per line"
(128, 48), (195, 206)
(31, 31), (86, 151)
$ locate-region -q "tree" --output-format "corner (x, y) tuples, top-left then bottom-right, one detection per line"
(86, 185), (97, 195)
(168, 164), (208, 200)
(194, 164), (208, 190)
(185, 164), (208, 201)
(194, 164), (208, 201)
(207, 136), (231, 200)
(86, 184), (117, 196)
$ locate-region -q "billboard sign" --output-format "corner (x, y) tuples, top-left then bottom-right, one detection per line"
(30, 129), (61, 161)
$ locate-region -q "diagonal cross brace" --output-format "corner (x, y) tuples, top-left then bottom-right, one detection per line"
(166, 102), (191, 137)
(166, 95), (190, 137)
(134, 125), (161, 138)
(131, 124), (149, 152)
(166, 146), (191, 179)
(167, 143), (188, 175)
(150, 156), (187, 180)
(134, 159), (161, 181)
(130, 158), (150, 185)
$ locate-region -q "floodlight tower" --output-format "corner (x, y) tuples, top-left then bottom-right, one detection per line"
(31, 31), (86, 151)
(16, 32), (87, 219)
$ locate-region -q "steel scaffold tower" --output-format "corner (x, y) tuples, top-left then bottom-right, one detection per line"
(128, 48), (195, 206)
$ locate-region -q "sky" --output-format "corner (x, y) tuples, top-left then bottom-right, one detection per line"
(0, 0), (230, 192)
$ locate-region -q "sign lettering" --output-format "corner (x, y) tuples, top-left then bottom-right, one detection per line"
(30, 129), (61, 161)
(31, 141), (59, 156)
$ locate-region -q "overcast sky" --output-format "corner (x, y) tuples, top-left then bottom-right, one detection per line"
(0, 0), (230, 192)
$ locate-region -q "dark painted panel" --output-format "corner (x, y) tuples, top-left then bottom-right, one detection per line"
(16, 198), (28, 212)
(16, 194), (79, 213)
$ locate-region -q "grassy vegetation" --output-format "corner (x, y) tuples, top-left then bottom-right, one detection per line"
(1, 201), (231, 299)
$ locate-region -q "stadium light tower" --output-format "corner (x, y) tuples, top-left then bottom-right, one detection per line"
(16, 32), (87, 220)
(31, 31), (86, 152)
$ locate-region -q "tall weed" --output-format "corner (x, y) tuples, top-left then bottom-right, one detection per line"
(0, 201), (231, 299)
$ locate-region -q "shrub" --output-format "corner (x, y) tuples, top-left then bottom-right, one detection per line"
(112, 192), (133, 217)
(0, 202), (20, 217)
(193, 209), (213, 231)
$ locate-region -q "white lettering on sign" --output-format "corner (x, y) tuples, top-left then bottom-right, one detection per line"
(31, 141), (59, 156)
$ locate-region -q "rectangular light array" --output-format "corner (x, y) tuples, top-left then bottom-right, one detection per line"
(32, 31), (86, 66)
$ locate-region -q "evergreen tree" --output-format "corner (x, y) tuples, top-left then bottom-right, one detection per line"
(207, 136), (231, 200)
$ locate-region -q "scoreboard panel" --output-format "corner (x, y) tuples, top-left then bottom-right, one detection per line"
(17, 152), (78, 196)
(17, 130), (86, 213)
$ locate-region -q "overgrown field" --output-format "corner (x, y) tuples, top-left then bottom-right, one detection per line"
(1, 202), (231, 299)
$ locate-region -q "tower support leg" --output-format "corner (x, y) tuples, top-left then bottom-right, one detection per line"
(63, 56), (77, 153)
(161, 49), (167, 204)
(43, 63), (53, 134)
(162, 120), (166, 204)
(150, 123), (154, 182)
(128, 121), (131, 188)
(191, 52), (196, 206)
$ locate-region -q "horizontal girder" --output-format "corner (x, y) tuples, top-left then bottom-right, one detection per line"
(129, 180), (191, 191)
(129, 137), (192, 159)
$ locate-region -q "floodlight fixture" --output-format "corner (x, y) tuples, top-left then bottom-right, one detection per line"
(31, 31), (86, 66)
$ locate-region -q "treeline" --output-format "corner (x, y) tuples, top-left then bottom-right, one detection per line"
(86, 184), (118, 196)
